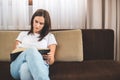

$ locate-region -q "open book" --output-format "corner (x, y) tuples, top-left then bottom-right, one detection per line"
(10, 48), (50, 62)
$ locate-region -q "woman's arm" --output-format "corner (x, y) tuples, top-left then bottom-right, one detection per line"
(14, 40), (21, 49)
(47, 44), (57, 65)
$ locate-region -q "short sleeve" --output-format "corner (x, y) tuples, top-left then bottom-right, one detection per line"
(47, 33), (57, 46)
(16, 31), (27, 42)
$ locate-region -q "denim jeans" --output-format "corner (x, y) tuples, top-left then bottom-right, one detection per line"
(10, 47), (50, 80)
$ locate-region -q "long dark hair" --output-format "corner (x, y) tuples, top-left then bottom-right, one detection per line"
(28, 9), (51, 41)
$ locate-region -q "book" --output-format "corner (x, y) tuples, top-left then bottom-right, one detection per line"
(10, 48), (50, 62)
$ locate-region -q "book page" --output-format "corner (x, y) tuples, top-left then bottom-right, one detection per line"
(11, 48), (50, 53)
(11, 48), (26, 53)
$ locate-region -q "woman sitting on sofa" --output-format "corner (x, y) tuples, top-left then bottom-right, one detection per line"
(10, 9), (57, 80)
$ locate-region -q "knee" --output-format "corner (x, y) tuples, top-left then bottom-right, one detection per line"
(25, 47), (38, 56)
(27, 47), (38, 53)
(19, 62), (33, 80)
(19, 62), (28, 72)
(19, 62), (29, 75)
(25, 47), (42, 58)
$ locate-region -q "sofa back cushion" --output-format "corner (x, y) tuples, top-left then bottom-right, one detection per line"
(0, 29), (114, 61)
(82, 29), (114, 60)
(0, 31), (20, 61)
(0, 30), (83, 62)
(52, 29), (83, 62)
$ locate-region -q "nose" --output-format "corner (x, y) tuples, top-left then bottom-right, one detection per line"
(36, 23), (40, 27)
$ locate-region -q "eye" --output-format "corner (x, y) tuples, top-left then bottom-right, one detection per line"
(35, 20), (38, 23)
(40, 22), (44, 25)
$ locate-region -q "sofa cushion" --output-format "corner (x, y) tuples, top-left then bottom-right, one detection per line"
(0, 31), (20, 61)
(82, 29), (114, 60)
(52, 29), (83, 62)
(0, 30), (83, 62)
(50, 60), (120, 80)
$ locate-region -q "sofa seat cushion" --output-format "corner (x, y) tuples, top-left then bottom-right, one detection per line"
(0, 61), (14, 80)
(50, 60), (120, 80)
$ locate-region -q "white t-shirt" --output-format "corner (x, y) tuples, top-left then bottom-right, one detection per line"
(16, 31), (57, 49)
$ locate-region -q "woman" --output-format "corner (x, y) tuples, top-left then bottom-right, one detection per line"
(10, 9), (57, 80)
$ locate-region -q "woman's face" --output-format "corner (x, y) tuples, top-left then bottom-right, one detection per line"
(33, 16), (45, 33)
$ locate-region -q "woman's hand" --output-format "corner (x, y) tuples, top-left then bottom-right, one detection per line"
(42, 53), (55, 65)
(42, 44), (57, 65)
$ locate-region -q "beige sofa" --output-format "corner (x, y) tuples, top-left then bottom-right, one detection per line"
(0, 29), (83, 62)
(1, 29), (120, 80)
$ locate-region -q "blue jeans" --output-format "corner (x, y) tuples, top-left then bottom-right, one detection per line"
(10, 47), (50, 80)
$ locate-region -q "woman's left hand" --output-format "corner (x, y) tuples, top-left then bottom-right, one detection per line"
(43, 53), (55, 65)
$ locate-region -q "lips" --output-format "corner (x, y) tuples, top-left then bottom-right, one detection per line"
(35, 27), (39, 30)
